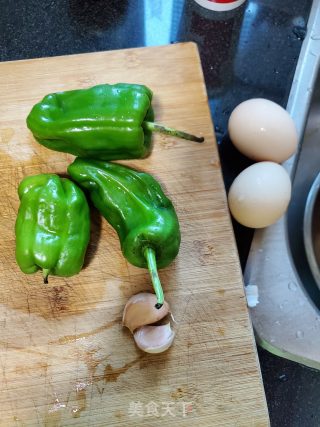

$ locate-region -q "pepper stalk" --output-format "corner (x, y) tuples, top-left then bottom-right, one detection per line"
(143, 121), (204, 143)
(144, 247), (164, 309)
(43, 269), (50, 284)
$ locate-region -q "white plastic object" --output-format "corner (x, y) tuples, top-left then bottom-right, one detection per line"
(193, 0), (246, 11)
(245, 284), (259, 308)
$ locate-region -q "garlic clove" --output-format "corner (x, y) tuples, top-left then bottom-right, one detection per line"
(122, 292), (170, 333)
(133, 323), (175, 354)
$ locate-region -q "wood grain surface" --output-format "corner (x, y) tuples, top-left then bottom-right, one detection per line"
(0, 43), (268, 426)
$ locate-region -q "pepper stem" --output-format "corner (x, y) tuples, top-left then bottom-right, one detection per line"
(143, 121), (204, 143)
(144, 247), (164, 309)
(43, 269), (50, 284)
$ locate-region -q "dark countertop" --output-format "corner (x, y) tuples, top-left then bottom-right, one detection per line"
(0, 0), (316, 425)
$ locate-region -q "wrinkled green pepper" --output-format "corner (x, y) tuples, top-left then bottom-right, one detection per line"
(68, 158), (180, 308)
(15, 174), (90, 282)
(27, 83), (203, 161)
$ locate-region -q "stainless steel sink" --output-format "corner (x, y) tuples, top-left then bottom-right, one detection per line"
(288, 76), (320, 307)
(245, 1), (320, 369)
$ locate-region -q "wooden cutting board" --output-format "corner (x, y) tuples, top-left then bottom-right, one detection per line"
(0, 43), (268, 426)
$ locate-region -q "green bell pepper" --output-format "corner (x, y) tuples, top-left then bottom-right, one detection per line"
(27, 83), (204, 161)
(15, 174), (90, 282)
(68, 158), (181, 308)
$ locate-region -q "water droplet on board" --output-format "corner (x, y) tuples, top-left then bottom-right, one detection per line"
(72, 407), (81, 417)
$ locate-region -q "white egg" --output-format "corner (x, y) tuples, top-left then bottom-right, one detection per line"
(228, 162), (291, 228)
(228, 98), (298, 163)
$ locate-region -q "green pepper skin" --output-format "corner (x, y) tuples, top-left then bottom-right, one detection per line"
(15, 174), (90, 280)
(67, 159), (180, 270)
(26, 84), (154, 160)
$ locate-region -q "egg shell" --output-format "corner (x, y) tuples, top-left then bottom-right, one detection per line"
(228, 162), (291, 228)
(228, 98), (298, 163)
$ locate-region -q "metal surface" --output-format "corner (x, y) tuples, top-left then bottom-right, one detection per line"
(304, 172), (320, 290)
(245, 0), (320, 369)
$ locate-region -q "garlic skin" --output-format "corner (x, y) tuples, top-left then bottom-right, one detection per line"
(122, 292), (170, 333)
(133, 323), (175, 354)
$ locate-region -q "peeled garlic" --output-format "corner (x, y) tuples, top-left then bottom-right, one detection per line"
(122, 292), (170, 333)
(133, 323), (175, 354)
(122, 292), (176, 354)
